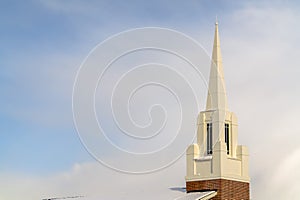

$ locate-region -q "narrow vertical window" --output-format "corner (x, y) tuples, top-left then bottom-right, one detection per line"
(225, 123), (230, 154)
(207, 123), (212, 155)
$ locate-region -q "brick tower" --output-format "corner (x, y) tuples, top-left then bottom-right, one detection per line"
(185, 21), (250, 199)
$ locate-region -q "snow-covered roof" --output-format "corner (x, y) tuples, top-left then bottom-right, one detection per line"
(174, 191), (217, 200)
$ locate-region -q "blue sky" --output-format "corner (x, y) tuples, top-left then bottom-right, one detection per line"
(0, 0), (244, 175)
(2, 0), (300, 199)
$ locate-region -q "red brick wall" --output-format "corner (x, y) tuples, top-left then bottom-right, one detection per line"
(186, 179), (249, 200)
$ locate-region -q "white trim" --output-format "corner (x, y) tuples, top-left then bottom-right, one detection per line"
(194, 155), (213, 161)
(174, 191), (217, 200)
(185, 176), (250, 183)
(201, 191), (217, 200)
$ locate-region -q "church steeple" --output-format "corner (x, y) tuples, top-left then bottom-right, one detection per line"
(186, 21), (250, 199)
(206, 21), (228, 111)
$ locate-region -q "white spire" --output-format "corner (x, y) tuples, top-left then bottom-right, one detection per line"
(206, 21), (228, 111)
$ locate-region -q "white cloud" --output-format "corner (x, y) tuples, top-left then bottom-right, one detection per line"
(0, 159), (186, 200)
(221, 4), (300, 200)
